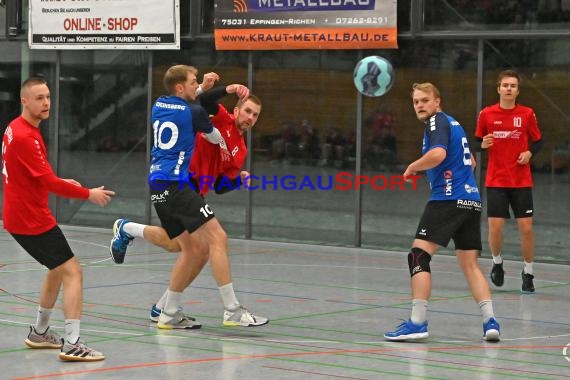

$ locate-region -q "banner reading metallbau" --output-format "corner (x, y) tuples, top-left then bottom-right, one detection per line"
(214, 0), (398, 50)
(29, 0), (180, 50)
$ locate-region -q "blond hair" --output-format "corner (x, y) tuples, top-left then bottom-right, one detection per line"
(411, 82), (441, 99)
(163, 65), (198, 94)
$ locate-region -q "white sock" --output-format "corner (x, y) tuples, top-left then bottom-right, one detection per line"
(123, 222), (146, 238)
(156, 290), (168, 310)
(410, 299), (428, 324)
(64, 319), (80, 344)
(523, 261), (533, 275)
(35, 306), (52, 334)
(164, 289), (182, 315)
(492, 254), (503, 264)
(479, 300), (495, 323)
(219, 283), (240, 310)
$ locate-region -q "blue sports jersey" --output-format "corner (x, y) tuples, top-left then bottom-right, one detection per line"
(422, 112), (480, 201)
(150, 95), (213, 180)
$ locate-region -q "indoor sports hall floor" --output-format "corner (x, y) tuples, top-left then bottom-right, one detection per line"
(1, 226), (569, 380)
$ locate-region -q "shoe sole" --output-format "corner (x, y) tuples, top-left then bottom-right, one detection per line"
(24, 339), (62, 349)
(223, 319), (269, 327)
(157, 322), (202, 330)
(59, 353), (105, 362)
(150, 316), (159, 322)
(384, 332), (429, 341)
(109, 219), (124, 264)
(484, 329), (500, 342)
(521, 289), (535, 294)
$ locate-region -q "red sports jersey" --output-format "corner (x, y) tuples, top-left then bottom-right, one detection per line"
(190, 104), (247, 195)
(2, 116), (89, 234)
(475, 103), (541, 187)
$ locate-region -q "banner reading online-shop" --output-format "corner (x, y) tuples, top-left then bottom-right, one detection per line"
(29, 0), (180, 49)
(214, 0), (398, 50)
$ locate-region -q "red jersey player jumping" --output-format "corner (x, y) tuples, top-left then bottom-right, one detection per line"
(475, 69), (543, 293)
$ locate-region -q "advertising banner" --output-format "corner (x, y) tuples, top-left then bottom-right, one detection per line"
(29, 0), (180, 50)
(214, 0), (397, 50)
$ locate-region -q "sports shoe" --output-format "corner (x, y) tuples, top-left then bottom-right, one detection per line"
(490, 262), (505, 287)
(110, 218), (134, 264)
(150, 304), (186, 322)
(150, 304), (161, 322)
(223, 306), (269, 327)
(521, 271), (535, 293)
(157, 310), (202, 329)
(384, 319), (429, 341)
(24, 326), (63, 349)
(59, 339), (105, 362)
(483, 317), (501, 341)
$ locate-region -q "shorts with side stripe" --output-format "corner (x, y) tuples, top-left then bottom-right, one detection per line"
(415, 200), (482, 250)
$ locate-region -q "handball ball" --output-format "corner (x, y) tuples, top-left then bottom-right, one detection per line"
(353, 56), (395, 97)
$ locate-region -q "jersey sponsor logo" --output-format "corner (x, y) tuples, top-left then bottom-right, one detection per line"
(493, 120), (503, 125)
(151, 189), (169, 203)
(445, 178), (453, 196)
(492, 131), (511, 138)
(464, 184), (479, 194)
(456, 199), (482, 210)
(493, 130), (522, 139)
(450, 120), (460, 126)
(444, 170), (452, 179)
(155, 101), (186, 110)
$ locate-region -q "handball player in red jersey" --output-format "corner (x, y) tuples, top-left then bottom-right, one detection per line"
(475, 69), (543, 293)
(2, 76), (114, 361)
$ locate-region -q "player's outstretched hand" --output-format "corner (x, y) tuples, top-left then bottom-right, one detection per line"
(88, 186), (115, 207)
(201, 72), (220, 92)
(226, 84), (250, 100)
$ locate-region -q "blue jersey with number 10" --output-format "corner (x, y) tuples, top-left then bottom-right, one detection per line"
(422, 112), (480, 201)
(150, 95), (213, 181)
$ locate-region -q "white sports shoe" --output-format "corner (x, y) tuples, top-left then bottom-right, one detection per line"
(223, 306), (269, 327)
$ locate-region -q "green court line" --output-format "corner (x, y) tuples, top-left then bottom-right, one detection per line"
(1, 308), (567, 379)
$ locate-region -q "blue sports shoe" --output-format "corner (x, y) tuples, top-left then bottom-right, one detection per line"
(150, 304), (161, 322)
(110, 218), (133, 264)
(384, 319), (429, 341)
(483, 317), (500, 341)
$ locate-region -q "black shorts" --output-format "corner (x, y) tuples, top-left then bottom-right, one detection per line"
(415, 200), (482, 250)
(11, 225), (74, 270)
(486, 187), (533, 219)
(151, 181), (216, 239)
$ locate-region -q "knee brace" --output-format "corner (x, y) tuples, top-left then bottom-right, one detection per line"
(408, 247), (432, 277)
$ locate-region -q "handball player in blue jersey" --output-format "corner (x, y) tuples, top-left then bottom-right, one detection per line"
(122, 65), (268, 329)
(384, 83), (500, 342)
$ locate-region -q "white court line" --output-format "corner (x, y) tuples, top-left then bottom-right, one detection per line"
(0, 318), (145, 337)
(90, 257), (112, 264)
